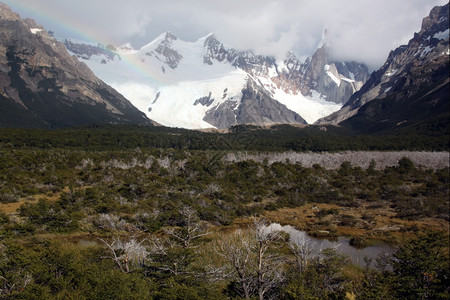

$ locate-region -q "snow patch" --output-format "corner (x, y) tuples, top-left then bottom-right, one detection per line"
(340, 76), (356, 83)
(277, 61), (289, 73)
(384, 87), (392, 93)
(348, 72), (355, 81)
(324, 64), (341, 86)
(438, 16), (448, 23)
(30, 28), (43, 34)
(385, 69), (397, 77)
(420, 46), (433, 57)
(269, 86), (342, 124)
(268, 66), (278, 78)
(433, 28), (449, 40)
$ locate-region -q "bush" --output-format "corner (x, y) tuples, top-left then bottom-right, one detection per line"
(0, 193), (19, 204)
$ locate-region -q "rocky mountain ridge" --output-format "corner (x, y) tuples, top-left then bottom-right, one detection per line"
(319, 3), (449, 126)
(0, 2), (150, 128)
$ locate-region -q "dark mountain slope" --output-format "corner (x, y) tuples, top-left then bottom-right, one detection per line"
(319, 3), (449, 134)
(341, 58), (449, 134)
(0, 3), (151, 128)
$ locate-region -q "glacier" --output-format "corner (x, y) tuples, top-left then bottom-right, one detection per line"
(71, 33), (346, 129)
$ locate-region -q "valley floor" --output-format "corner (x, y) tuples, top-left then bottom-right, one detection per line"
(0, 145), (449, 298)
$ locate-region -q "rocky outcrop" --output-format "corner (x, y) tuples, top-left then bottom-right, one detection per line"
(143, 32), (183, 69)
(0, 2), (151, 128)
(204, 79), (306, 129)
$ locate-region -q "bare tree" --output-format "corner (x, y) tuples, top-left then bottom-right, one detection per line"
(164, 206), (210, 248)
(253, 219), (285, 300)
(215, 229), (256, 299)
(222, 151), (449, 170)
(99, 236), (149, 273)
(287, 231), (316, 273)
(145, 235), (195, 278)
(213, 219), (285, 300)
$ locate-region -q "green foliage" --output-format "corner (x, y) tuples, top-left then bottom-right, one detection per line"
(18, 198), (80, 233)
(0, 240), (153, 299)
(282, 248), (350, 299)
(0, 209), (8, 225)
(390, 233), (450, 299)
(0, 122), (448, 151)
(0, 126), (448, 298)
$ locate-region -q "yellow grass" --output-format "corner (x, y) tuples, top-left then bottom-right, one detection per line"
(0, 186), (70, 214)
(261, 202), (449, 242)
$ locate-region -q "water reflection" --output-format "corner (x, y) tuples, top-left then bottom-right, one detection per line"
(77, 239), (100, 247)
(267, 223), (394, 267)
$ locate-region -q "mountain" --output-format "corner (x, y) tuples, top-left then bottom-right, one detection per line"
(66, 32), (369, 129)
(319, 3), (449, 133)
(0, 3), (151, 128)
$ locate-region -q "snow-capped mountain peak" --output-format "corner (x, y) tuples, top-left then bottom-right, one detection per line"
(65, 32), (369, 129)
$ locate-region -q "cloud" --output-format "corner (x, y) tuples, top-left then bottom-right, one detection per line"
(5, 0), (448, 70)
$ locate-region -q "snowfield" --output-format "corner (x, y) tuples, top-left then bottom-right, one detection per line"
(78, 34), (343, 129)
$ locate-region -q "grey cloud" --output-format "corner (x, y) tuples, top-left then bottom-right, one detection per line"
(5, 0), (448, 70)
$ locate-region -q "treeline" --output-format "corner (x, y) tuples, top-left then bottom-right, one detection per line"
(0, 123), (448, 151)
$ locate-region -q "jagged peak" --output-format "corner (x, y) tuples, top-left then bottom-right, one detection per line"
(150, 31), (177, 45)
(420, 3), (449, 34)
(316, 28), (329, 50)
(0, 2), (20, 20)
(163, 31), (177, 41)
(203, 32), (216, 40)
(200, 32), (221, 47)
(138, 31), (178, 51)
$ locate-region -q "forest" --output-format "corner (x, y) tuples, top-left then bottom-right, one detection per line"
(0, 125), (449, 299)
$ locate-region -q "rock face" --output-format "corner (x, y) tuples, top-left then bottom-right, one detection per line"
(204, 80), (305, 129)
(202, 34), (368, 105)
(281, 43), (369, 105)
(0, 3), (151, 128)
(147, 32), (183, 69)
(70, 30), (369, 129)
(319, 3), (449, 127)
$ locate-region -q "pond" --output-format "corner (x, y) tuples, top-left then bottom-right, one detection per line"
(267, 223), (395, 268)
(77, 239), (101, 247)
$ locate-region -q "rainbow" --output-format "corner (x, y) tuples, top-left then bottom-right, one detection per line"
(2, 0), (162, 85)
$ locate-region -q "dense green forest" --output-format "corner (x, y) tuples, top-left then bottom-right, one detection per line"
(0, 122), (448, 151)
(0, 125), (449, 299)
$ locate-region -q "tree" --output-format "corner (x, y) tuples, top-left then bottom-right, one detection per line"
(164, 206), (210, 248)
(287, 230), (316, 274)
(214, 229), (255, 299)
(254, 220), (285, 300)
(99, 236), (149, 273)
(281, 247), (349, 300)
(213, 219), (285, 300)
(143, 234), (199, 289)
(390, 233), (450, 299)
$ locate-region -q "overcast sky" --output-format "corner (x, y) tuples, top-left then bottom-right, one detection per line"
(3, 0), (448, 70)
